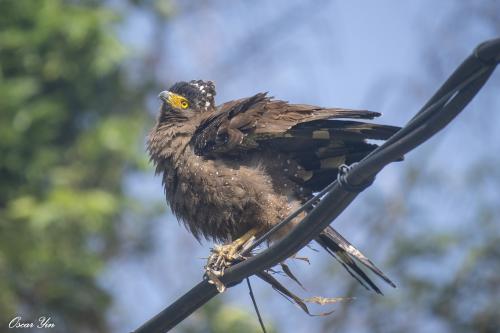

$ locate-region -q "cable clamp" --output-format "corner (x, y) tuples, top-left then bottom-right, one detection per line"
(337, 163), (375, 193)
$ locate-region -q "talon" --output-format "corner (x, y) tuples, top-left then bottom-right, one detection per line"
(206, 269), (226, 293)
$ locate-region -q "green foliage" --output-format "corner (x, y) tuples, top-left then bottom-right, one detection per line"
(0, 0), (149, 331)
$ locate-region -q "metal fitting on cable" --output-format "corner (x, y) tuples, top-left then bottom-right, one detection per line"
(337, 163), (375, 193)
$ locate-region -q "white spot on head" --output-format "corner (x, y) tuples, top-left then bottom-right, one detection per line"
(205, 101), (211, 107)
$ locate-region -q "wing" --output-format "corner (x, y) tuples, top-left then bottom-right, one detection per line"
(191, 93), (401, 191)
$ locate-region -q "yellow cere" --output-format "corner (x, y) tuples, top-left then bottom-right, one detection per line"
(167, 92), (190, 109)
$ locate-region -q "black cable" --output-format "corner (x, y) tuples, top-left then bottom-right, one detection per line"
(246, 277), (267, 333)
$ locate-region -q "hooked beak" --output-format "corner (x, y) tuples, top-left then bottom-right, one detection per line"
(158, 91), (173, 104)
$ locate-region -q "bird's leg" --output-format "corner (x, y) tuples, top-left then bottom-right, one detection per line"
(219, 228), (258, 259)
(205, 228), (260, 291)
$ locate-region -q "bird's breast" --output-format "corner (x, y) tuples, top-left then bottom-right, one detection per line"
(162, 147), (296, 242)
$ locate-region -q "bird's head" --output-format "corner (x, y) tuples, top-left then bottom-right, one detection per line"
(158, 80), (216, 121)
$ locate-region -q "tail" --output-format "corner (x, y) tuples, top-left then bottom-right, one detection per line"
(315, 226), (396, 294)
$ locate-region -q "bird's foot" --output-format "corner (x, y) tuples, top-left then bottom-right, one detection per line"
(205, 243), (246, 292)
(208, 242), (245, 269)
(205, 228), (259, 292)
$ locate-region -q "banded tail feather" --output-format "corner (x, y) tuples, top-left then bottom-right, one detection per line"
(316, 226), (396, 294)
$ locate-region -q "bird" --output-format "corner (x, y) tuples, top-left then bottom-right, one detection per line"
(147, 80), (399, 294)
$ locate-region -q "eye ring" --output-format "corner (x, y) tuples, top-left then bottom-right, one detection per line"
(180, 101), (189, 109)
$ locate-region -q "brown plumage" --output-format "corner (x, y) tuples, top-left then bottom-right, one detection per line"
(147, 80), (399, 293)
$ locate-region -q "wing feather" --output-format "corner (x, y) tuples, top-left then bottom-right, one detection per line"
(191, 94), (400, 190)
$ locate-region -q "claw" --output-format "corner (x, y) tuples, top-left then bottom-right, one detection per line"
(206, 269), (226, 292)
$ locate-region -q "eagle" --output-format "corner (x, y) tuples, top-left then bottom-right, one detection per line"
(147, 80), (398, 293)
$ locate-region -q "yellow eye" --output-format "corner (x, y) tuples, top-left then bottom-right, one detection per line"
(180, 100), (189, 109)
